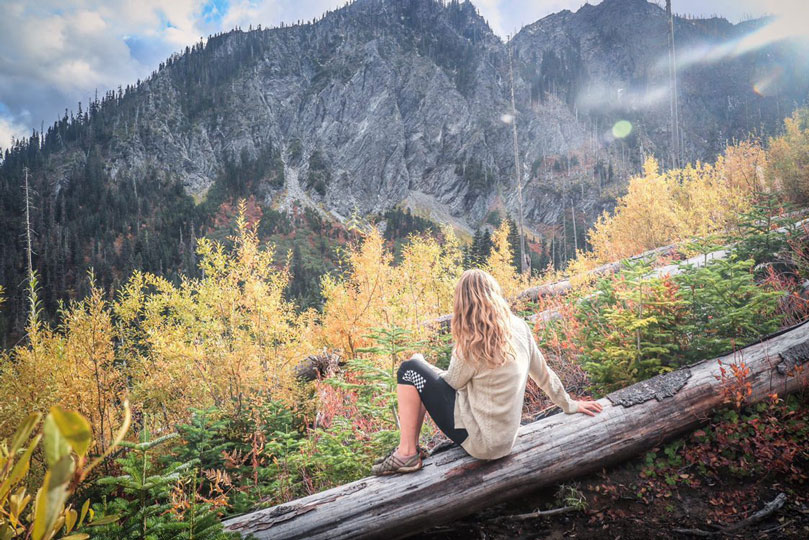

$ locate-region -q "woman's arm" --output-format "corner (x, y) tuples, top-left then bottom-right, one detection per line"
(526, 323), (579, 414)
(441, 346), (476, 390)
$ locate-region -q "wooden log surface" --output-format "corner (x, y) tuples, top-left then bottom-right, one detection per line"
(224, 319), (809, 540)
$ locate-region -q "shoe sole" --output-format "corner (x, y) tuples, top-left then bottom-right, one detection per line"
(374, 464), (422, 475)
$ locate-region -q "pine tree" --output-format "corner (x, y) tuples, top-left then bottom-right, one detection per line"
(479, 230), (493, 263)
(675, 254), (783, 362)
(469, 229), (482, 266)
(90, 432), (237, 540)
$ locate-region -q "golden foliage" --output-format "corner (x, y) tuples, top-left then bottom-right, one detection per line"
(396, 225), (463, 333)
(320, 225), (463, 357)
(484, 220), (526, 298)
(320, 227), (393, 357)
(0, 275), (124, 455)
(586, 149), (760, 264)
(768, 108), (809, 204)
(115, 204), (313, 422)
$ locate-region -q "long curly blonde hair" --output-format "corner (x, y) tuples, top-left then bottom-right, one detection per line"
(451, 269), (515, 370)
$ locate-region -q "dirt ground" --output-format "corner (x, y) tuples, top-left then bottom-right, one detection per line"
(410, 380), (809, 540)
(415, 447), (809, 539)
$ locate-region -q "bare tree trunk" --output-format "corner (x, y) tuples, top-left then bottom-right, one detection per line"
(23, 166), (36, 320)
(508, 41), (527, 274)
(666, 0), (681, 169)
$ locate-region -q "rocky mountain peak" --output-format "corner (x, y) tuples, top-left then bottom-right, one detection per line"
(0, 0), (806, 326)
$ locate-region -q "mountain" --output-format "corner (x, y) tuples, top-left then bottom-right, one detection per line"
(1, 0), (807, 336)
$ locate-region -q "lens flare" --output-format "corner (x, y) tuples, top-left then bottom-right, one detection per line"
(612, 120), (632, 139)
(753, 65), (785, 97)
(660, 12), (809, 74)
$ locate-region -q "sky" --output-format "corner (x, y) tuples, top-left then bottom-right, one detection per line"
(0, 0), (805, 152)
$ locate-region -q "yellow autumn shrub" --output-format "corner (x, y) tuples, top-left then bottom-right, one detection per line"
(586, 146), (762, 264)
(485, 219), (527, 298)
(768, 108), (809, 204)
(0, 276), (125, 455)
(320, 226), (394, 357)
(115, 205), (314, 424)
(395, 225), (463, 335)
(320, 225), (463, 358)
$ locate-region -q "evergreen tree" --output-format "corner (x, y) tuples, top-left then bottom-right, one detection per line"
(90, 432), (237, 540)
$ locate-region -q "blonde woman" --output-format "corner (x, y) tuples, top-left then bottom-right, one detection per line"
(372, 268), (603, 475)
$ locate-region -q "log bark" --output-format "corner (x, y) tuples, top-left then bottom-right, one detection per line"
(224, 320), (809, 540)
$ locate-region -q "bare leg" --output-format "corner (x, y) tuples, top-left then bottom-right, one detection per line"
(396, 384), (426, 458)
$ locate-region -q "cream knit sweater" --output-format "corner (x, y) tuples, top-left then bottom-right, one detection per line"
(435, 313), (578, 460)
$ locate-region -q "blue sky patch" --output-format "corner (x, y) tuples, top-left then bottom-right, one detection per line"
(202, 0), (230, 25)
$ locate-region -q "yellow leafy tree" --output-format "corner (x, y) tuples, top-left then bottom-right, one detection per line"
(721, 139), (770, 194)
(320, 226), (393, 357)
(115, 203), (313, 425)
(768, 107), (809, 204)
(58, 275), (126, 455)
(0, 295), (62, 441)
(587, 157), (681, 262)
(395, 225), (463, 337)
(585, 149), (760, 264)
(668, 159), (750, 241)
(485, 220), (526, 298)
(0, 275), (124, 456)
(320, 225), (464, 358)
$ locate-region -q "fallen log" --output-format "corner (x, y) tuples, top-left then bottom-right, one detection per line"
(224, 319), (809, 540)
(516, 242), (679, 302)
(527, 247), (731, 324)
(517, 211), (809, 304)
(498, 217), (808, 326)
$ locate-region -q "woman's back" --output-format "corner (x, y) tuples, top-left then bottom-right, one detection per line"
(442, 313), (578, 460)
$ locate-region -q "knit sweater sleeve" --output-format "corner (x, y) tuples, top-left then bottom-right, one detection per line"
(441, 346), (476, 390)
(526, 323), (579, 414)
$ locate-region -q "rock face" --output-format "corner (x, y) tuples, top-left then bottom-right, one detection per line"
(15, 0), (805, 231)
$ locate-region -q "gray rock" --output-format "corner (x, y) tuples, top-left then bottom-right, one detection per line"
(31, 0), (809, 235)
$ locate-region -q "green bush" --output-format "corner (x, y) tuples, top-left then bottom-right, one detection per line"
(87, 431), (236, 540)
(557, 251), (783, 393)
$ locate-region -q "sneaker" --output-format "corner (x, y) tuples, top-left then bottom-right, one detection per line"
(373, 445), (427, 465)
(371, 449), (423, 475)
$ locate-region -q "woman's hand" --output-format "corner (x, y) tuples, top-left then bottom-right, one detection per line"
(575, 398), (604, 416)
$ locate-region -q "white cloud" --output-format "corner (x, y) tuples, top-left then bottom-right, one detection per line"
(0, 116), (29, 153)
(74, 10), (107, 34)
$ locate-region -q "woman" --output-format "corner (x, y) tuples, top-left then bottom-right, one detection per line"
(372, 268), (603, 475)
